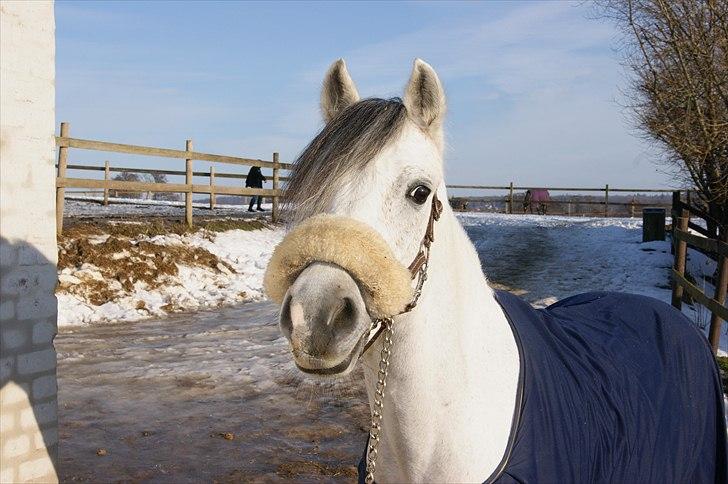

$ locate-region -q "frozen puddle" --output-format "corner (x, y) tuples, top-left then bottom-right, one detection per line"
(57, 301), (368, 482)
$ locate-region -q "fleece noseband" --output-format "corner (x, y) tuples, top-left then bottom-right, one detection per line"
(264, 195), (442, 344)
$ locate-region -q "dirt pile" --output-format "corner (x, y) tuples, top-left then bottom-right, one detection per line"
(56, 220), (260, 308)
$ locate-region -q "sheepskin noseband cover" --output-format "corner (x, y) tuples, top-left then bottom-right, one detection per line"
(263, 215), (414, 319)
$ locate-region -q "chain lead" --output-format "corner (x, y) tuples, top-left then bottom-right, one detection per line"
(365, 318), (394, 484)
(364, 250), (430, 483)
(364, 195), (439, 483)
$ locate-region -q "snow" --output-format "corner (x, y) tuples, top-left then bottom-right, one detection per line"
(65, 196), (272, 218)
(458, 212), (644, 229)
(57, 226), (285, 327)
(458, 212), (725, 355)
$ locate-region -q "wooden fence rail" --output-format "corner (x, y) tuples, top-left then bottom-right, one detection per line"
(60, 163), (292, 182)
(669, 193), (728, 355)
(448, 184), (676, 217)
(56, 121), (681, 233)
(54, 122), (291, 234)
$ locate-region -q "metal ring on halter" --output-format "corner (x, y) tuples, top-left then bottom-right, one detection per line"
(363, 193), (441, 484)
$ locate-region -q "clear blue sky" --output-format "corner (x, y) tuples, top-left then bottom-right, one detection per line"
(56, 1), (675, 190)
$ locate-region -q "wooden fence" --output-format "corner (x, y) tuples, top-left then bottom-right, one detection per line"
(447, 184), (675, 217)
(55, 122), (292, 234)
(55, 122), (680, 233)
(670, 191), (728, 354)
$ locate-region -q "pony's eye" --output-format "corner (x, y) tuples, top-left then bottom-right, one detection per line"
(407, 185), (431, 205)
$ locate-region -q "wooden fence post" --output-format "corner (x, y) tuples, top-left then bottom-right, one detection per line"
(604, 184), (609, 218)
(209, 166), (216, 210)
(103, 160), (110, 205)
(55, 122), (69, 235)
(185, 139), (193, 227)
(508, 182), (514, 214)
(671, 208), (689, 310)
(272, 152), (280, 223)
(708, 230), (728, 354)
(630, 196), (635, 218)
(671, 191), (681, 255)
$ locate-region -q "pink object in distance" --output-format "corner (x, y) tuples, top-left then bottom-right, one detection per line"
(530, 189), (550, 202)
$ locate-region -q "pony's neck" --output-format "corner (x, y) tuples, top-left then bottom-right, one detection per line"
(361, 205), (521, 482)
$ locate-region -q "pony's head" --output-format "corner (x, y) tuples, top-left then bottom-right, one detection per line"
(264, 58), (447, 376)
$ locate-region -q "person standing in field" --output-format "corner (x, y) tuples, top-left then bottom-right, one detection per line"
(245, 165), (267, 212)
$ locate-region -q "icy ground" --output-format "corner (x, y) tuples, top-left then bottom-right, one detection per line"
(56, 213), (725, 482)
(57, 302), (368, 482)
(459, 212), (723, 353)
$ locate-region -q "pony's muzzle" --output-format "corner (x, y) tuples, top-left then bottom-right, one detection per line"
(279, 262), (371, 375)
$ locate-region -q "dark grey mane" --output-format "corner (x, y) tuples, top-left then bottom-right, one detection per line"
(284, 97), (407, 222)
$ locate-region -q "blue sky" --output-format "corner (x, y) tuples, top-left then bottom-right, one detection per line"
(56, 1), (675, 190)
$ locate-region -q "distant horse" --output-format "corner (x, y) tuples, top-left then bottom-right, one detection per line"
(523, 188), (550, 215)
(263, 59), (726, 483)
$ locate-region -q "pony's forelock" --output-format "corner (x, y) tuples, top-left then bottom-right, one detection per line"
(284, 98), (407, 223)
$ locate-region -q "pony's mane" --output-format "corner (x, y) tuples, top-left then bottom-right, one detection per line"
(284, 97), (407, 222)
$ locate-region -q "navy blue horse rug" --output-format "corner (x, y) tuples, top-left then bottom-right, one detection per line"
(359, 291), (727, 483)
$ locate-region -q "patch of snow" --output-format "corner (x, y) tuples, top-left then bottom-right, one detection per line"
(65, 197), (272, 218)
(458, 212), (644, 229)
(457, 213), (727, 355)
(58, 226), (285, 327)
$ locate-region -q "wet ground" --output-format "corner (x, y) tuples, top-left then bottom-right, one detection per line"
(57, 215), (681, 482)
(57, 303), (368, 483)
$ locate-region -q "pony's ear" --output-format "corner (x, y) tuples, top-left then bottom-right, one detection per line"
(321, 59), (360, 124)
(403, 59), (446, 144)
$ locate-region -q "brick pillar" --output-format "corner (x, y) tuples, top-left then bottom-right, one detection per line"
(0, 1), (59, 482)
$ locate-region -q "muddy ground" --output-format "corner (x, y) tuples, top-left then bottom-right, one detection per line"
(57, 302), (368, 483)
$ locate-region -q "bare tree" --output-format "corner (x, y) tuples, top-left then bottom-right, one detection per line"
(150, 172), (180, 201)
(111, 171), (143, 199)
(598, 0), (728, 234)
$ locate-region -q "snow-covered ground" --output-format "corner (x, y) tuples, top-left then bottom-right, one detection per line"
(460, 212), (723, 354)
(57, 225), (285, 326)
(65, 196), (271, 218)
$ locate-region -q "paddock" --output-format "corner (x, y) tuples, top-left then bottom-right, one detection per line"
(54, 213), (725, 481)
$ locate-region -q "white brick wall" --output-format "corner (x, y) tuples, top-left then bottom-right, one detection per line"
(0, 1), (59, 482)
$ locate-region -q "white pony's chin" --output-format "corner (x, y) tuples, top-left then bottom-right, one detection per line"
(292, 334), (366, 378)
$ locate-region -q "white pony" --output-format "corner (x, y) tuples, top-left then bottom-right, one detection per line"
(263, 59), (726, 483)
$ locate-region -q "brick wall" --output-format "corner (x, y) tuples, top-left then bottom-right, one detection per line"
(0, 1), (58, 482)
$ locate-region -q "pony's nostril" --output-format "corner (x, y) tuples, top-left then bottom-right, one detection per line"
(331, 297), (357, 333)
(279, 293), (293, 339)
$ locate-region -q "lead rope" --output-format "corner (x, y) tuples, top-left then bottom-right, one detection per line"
(364, 230), (434, 484)
(364, 318), (393, 484)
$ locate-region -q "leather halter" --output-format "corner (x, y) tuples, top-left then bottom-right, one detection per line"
(361, 193), (443, 354)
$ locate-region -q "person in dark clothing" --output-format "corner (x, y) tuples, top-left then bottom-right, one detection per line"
(245, 166), (267, 212)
